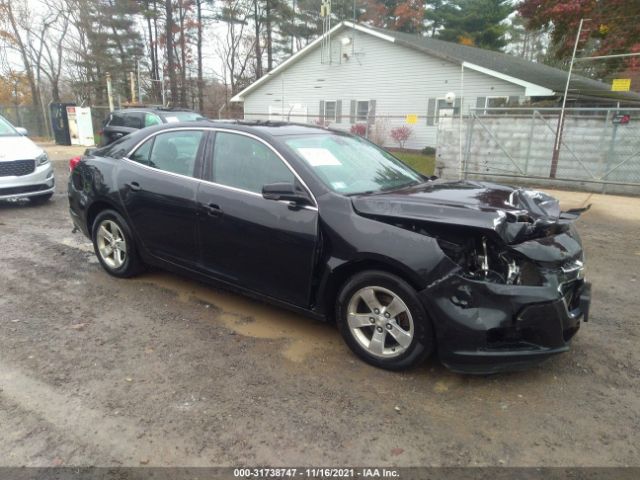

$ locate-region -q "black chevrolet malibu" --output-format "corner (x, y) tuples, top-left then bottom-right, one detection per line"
(68, 121), (591, 373)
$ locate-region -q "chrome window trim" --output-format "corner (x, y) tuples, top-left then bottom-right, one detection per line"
(124, 126), (319, 211)
(122, 156), (202, 185)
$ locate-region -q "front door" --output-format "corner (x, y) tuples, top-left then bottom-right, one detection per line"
(117, 129), (205, 267)
(197, 131), (318, 307)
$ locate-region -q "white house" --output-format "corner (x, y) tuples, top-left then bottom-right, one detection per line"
(231, 21), (638, 150)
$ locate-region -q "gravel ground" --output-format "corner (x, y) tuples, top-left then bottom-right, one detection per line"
(0, 144), (639, 467)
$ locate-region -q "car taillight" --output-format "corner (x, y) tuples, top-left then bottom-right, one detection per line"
(69, 156), (82, 172)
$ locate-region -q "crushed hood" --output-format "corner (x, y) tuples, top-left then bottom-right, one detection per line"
(351, 180), (588, 245)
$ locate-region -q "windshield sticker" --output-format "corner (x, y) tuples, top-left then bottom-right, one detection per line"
(165, 116), (180, 123)
(297, 148), (342, 166)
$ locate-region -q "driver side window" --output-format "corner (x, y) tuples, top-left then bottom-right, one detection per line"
(129, 131), (203, 177)
(210, 132), (294, 193)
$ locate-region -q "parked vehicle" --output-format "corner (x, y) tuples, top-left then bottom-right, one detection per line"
(98, 108), (205, 146)
(68, 121), (591, 373)
(0, 115), (54, 204)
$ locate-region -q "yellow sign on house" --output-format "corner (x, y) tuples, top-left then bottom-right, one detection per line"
(405, 114), (418, 124)
(611, 79), (632, 92)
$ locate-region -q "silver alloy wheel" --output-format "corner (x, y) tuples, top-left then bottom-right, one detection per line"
(346, 286), (414, 359)
(96, 219), (127, 269)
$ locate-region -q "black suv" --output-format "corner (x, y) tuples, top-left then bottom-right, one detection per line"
(99, 108), (205, 146)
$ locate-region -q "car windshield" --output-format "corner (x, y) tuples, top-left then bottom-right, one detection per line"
(283, 133), (423, 195)
(0, 116), (19, 137)
(162, 111), (205, 123)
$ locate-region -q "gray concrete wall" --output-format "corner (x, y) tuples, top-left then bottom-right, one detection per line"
(436, 110), (640, 195)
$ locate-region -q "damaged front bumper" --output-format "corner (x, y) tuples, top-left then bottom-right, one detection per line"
(420, 271), (591, 375)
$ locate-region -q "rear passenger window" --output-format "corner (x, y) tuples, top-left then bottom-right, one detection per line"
(145, 113), (162, 127)
(144, 131), (203, 177)
(109, 113), (125, 127)
(123, 113), (143, 129)
(210, 132), (294, 193)
(129, 138), (154, 165)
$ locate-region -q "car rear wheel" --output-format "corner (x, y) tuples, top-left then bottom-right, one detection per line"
(92, 210), (142, 278)
(336, 270), (434, 370)
(28, 192), (53, 205)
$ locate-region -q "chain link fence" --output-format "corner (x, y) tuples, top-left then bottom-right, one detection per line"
(0, 105), (50, 138)
(0, 104), (116, 145)
(436, 107), (640, 195)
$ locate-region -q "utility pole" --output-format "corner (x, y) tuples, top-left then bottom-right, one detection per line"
(550, 18), (585, 178)
(106, 73), (114, 112)
(130, 72), (136, 104)
(137, 60), (142, 103)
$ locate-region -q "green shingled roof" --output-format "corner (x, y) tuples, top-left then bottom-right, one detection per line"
(365, 24), (640, 104)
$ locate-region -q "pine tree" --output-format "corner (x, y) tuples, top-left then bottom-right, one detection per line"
(436, 0), (513, 51)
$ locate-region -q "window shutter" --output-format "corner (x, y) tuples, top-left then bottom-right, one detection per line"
(349, 100), (356, 123)
(336, 100), (342, 123)
(426, 98), (436, 126)
(454, 97), (461, 113)
(368, 99), (376, 123)
(508, 95), (519, 105)
(476, 97), (486, 109)
(319, 100), (325, 122)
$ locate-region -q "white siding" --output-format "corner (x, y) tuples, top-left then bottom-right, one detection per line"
(241, 30), (526, 150)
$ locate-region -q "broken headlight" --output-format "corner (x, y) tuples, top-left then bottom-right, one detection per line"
(437, 235), (544, 286)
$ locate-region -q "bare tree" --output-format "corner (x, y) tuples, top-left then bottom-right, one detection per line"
(0, 0), (45, 133)
(165, 0), (179, 105)
(218, 0), (256, 95)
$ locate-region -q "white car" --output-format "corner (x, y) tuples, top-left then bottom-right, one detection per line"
(0, 114), (54, 204)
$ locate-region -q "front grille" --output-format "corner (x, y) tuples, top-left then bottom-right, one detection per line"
(0, 184), (48, 196)
(0, 160), (36, 177)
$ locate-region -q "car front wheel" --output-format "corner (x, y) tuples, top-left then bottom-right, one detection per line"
(91, 209), (142, 278)
(336, 270), (434, 370)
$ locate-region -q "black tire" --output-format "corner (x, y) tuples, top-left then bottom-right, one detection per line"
(91, 209), (143, 278)
(336, 270), (434, 370)
(28, 192), (53, 205)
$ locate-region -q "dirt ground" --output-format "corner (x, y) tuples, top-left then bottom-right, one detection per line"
(0, 143), (639, 468)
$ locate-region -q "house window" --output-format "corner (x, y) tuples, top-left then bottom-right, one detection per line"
(435, 98), (458, 124)
(356, 101), (369, 121)
(485, 96), (509, 108)
(324, 101), (337, 122)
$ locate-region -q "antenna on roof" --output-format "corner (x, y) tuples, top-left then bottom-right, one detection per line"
(320, 0), (332, 64)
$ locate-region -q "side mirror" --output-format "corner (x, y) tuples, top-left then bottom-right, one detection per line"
(262, 182), (312, 205)
(15, 127), (28, 136)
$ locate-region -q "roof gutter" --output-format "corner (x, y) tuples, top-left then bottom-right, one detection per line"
(462, 62), (555, 97)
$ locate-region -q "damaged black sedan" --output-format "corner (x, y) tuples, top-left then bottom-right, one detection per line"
(68, 121), (590, 373)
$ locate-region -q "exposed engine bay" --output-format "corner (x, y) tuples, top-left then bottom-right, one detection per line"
(351, 181), (589, 287)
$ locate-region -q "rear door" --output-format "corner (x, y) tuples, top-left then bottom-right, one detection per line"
(117, 129), (206, 267)
(196, 130), (319, 307)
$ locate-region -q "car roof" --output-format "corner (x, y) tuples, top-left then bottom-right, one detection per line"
(112, 108), (198, 115)
(158, 120), (331, 137)
(115, 121), (335, 149)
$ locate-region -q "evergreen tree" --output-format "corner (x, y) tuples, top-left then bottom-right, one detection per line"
(436, 0), (513, 51)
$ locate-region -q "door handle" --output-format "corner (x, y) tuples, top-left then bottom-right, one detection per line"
(127, 181), (141, 191)
(205, 203), (223, 217)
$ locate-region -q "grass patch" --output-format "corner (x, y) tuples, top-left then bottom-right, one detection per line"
(391, 152), (436, 176)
